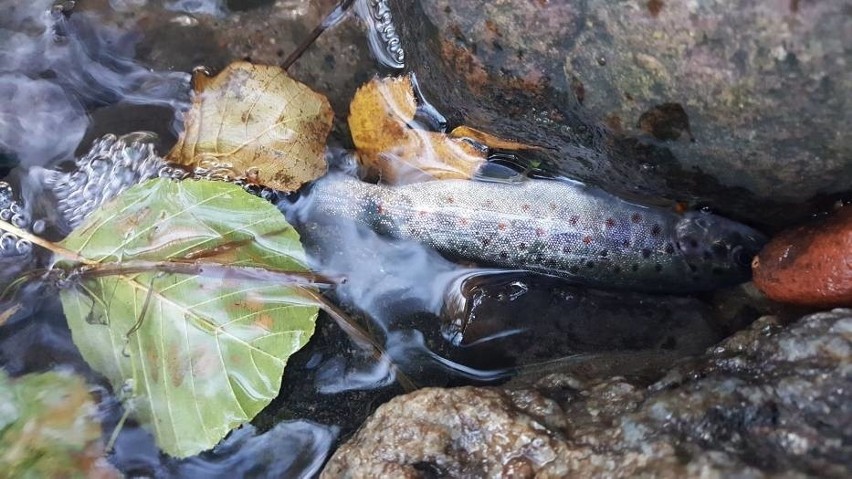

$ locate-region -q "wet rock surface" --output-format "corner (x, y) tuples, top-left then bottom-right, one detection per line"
(754, 206), (852, 307)
(322, 309), (852, 477)
(391, 0), (852, 228)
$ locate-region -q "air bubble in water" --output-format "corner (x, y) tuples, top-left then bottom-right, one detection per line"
(0, 233), (16, 252)
(15, 239), (32, 255)
(356, 0), (405, 70)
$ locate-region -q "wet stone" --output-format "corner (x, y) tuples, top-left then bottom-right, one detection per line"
(441, 275), (723, 372)
(322, 309), (852, 477)
(390, 0), (852, 227)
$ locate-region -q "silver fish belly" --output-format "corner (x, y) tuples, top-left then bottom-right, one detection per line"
(305, 174), (766, 293)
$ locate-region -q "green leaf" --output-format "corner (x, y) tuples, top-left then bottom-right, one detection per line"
(59, 178), (319, 458)
(0, 369), (120, 478)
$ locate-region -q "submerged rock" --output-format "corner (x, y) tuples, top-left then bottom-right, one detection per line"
(322, 309), (852, 477)
(390, 0), (852, 227)
(753, 207), (852, 307)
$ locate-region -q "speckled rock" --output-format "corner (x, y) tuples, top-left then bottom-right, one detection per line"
(322, 309), (852, 478)
(390, 0), (852, 227)
(753, 207), (852, 307)
(320, 387), (574, 478)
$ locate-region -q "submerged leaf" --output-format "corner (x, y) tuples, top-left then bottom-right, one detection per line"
(168, 62), (333, 192)
(0, 370), (119, 478)
(348, 75), (487, 183)
(59, 179), (319, 457)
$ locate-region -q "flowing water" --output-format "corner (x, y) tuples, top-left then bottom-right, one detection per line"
(0, 1), (772, 477)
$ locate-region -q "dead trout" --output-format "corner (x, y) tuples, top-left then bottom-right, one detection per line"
(304, 173), (767, 293)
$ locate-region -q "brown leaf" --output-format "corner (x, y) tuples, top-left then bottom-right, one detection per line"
(167, 62), (333, 192)
(348, 75), (486, 183)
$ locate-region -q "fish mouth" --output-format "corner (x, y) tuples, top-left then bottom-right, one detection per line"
(676, 212), (768, 274)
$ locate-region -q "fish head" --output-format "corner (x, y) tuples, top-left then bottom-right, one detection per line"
(674, 211), (768, 280)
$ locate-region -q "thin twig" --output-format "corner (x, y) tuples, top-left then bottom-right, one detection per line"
(0, 221), (94, 265)
(281, 0), (356, 70)
(298, 288), (418, 392)
(75, 260), (342, 288)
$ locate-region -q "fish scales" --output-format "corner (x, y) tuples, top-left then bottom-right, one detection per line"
(306, 174), (766, 293)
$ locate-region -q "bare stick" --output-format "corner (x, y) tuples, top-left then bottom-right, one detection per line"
(282, 0), (355, 70)
(74, 260), (342, 288)
(0, 221), (94, 265)
(298, 287), (418, 393)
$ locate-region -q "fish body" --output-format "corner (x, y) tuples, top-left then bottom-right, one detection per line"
(305, 174), (767, 293)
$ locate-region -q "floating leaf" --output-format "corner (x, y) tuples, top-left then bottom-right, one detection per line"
(59, 178), (319, 457)
(167, 62), (333, 192)
(0, 369), (120, 478)
(348, 74), (487, 183)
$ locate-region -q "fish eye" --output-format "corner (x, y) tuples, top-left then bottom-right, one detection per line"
(730, 245), (751, 267)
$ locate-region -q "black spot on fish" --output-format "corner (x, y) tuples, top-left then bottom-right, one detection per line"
(622, 239), (630, 247)
(641, 248), (652, 259)
(562, 245), (571, 254)
(631, 213), (642, 223)
(599, 249), (608, 257)
(586, 260), (595, 268)
(703, 251), (713, 261)
(687, 263), (698, 273)
(661, 336), (677, 349)
(613, 266), (622, 273)
(651, 224), (662, 236)
(631, 264), (639, 272)
(665, 243), (675, 254)
(569, 265), (580, 274)
(535, 254), (544, 262)
(712, 267), (725, 275)
(518, 242), (527, 250)
(655, 263), (663, 272)
(481, 237), (490, 246)
(500, 251), (509, 259)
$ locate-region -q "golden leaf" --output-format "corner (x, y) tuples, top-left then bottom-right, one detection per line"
(348, 75), (486, 183)
(167, 62), (333, 192)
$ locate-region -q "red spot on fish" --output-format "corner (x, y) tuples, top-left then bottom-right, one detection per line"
(631, 213), (642, 223)
(569, 215), (579, 226)
(535, 227), (546, 237)
(498, 222), (508, 231)
(376, 203), (384, 214)
(446, 196), (455, 204)
(459, 218), (469, 226)
(549, 203), (558, 211)
(605, 218), (616, 228)
(418, 210), (427, 217)
(522, 204), (531, 212)
(583, 235), (592, 244)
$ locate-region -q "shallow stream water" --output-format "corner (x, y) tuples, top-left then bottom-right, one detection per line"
(0, 1), (787, 477)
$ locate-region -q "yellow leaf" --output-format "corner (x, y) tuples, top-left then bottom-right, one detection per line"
(167, 62), (333, 192)
(348, 75), (486, 183)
